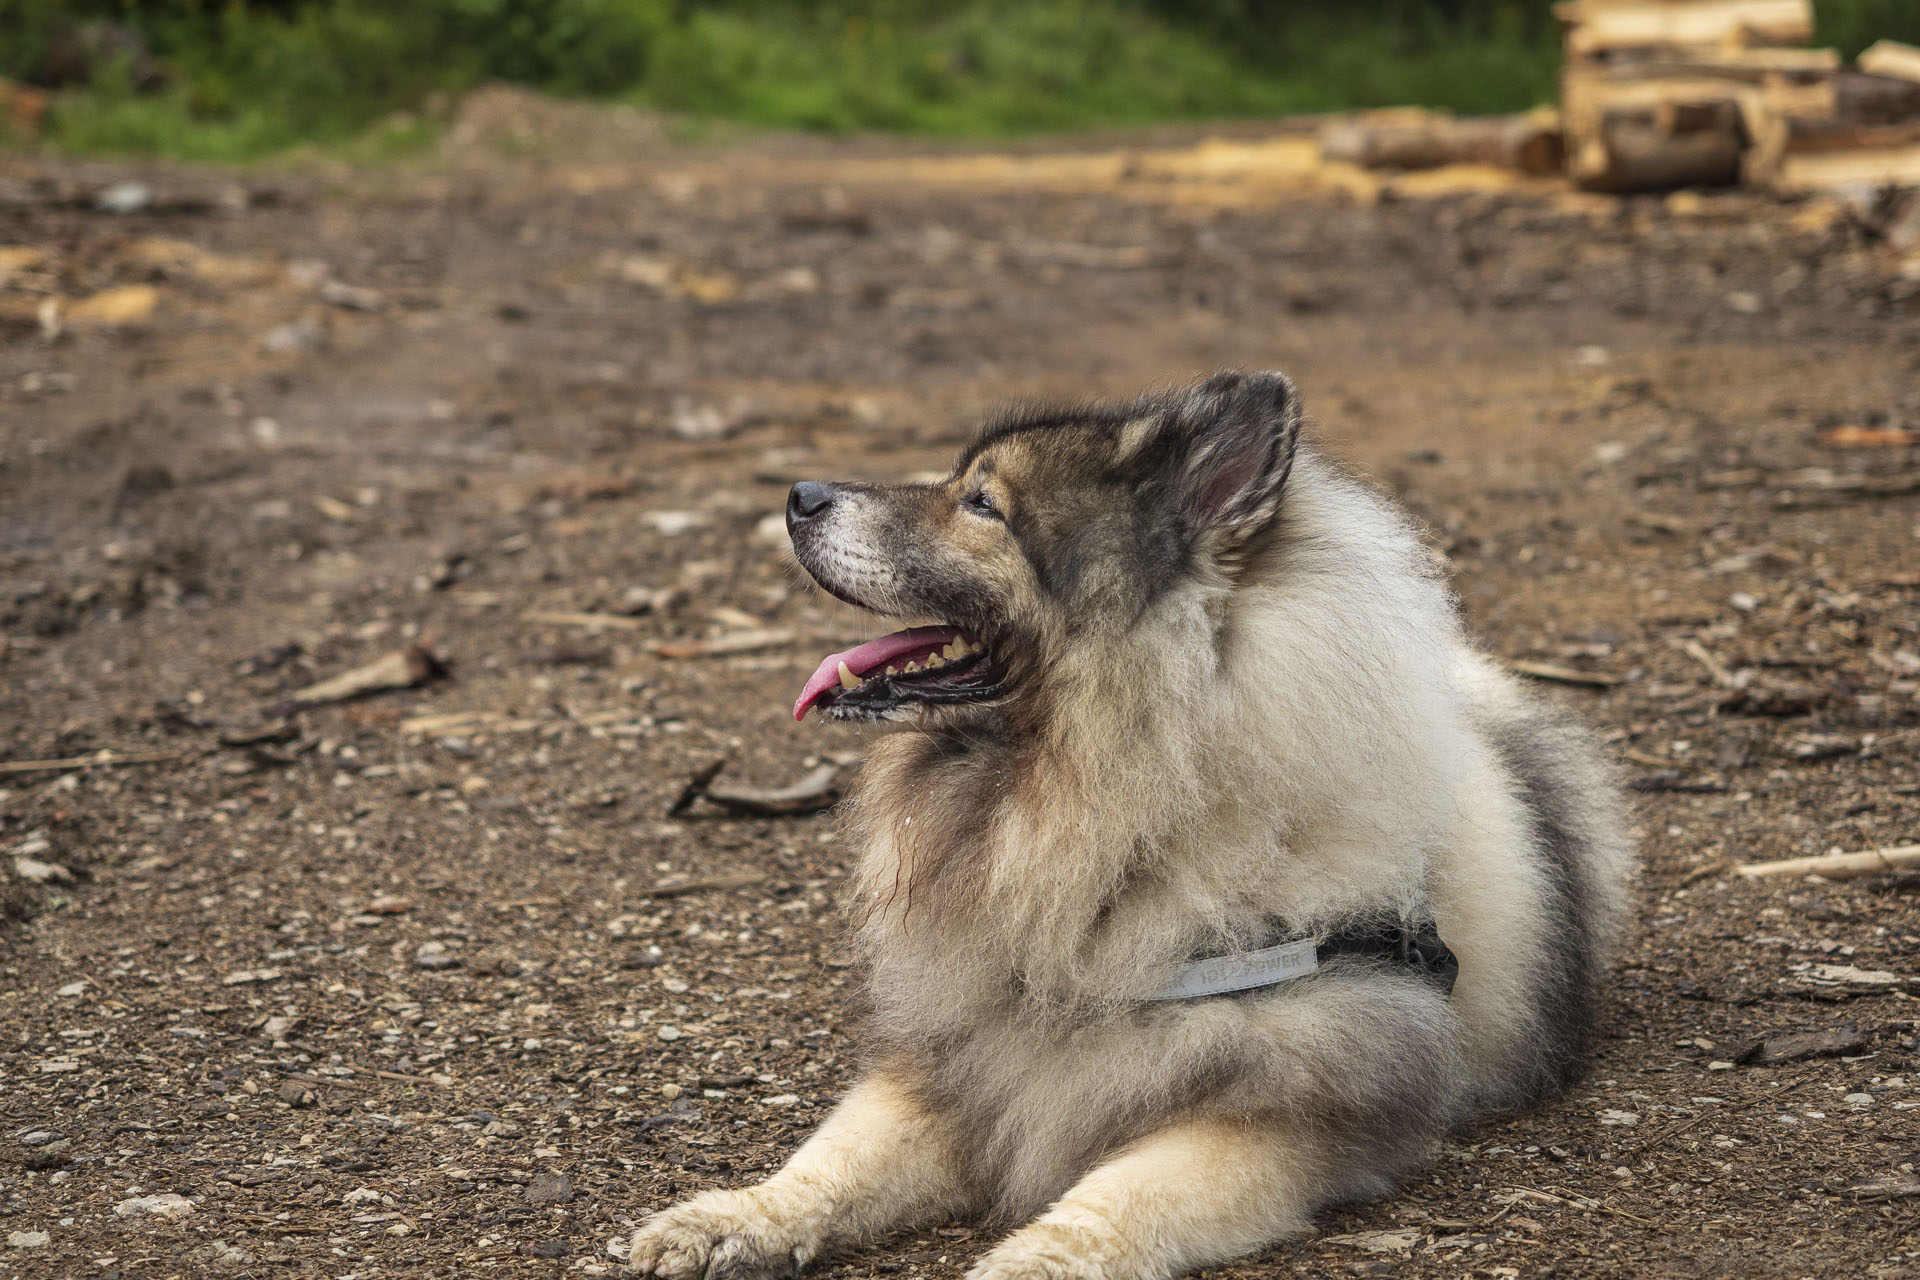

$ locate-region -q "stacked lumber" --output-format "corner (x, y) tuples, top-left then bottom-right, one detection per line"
(1557, 0), (1920, 192)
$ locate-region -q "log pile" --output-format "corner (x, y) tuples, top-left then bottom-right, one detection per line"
(1557, 0), (1920, 192)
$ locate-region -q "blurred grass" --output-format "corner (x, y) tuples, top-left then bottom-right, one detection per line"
(1, 1), (1916, 163)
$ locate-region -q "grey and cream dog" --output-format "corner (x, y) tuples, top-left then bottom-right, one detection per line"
(628, 371), (1632, 1280)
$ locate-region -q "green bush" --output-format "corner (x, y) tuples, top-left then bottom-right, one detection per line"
(4, 0), (1918, 161)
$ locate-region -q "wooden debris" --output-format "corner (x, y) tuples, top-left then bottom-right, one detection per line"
(1557, 0), (1920, 193)
(1848, 1173), (1920, 1202)
(701, 763), (844, 816)
(522, 610), (649, 631)
(400, 710), (545, 737)
(0, 747), (183, 776)
(632, 870), (767, 899)
(1818, 425), (1918, 447)
(652, 628), (795, 659)
(1733, 1024), (1871, 1064)
(666, 756), (730, 817)
(1858, 40), (1920, 87)
(1318, 109), (1565, 175)
(1559, 1), (1815, 58)
(1508, 659), (1626, 687)
(289, 642), (449, 707)
(1734, 843), (1920, 880)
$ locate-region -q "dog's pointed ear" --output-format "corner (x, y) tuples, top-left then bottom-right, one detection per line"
(1172, 370), (1301, 550)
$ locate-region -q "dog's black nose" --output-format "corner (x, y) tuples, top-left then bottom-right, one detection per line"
(787, 481), (836, 526)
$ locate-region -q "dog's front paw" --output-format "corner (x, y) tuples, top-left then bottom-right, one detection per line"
(626, 1189), (820, 1280)
(965, 1223), (1116, 1280)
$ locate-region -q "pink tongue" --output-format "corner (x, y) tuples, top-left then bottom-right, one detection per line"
(794, 626), (963, 721)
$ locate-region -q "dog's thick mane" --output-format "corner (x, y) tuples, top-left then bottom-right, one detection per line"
(845, 444), (1459, 990)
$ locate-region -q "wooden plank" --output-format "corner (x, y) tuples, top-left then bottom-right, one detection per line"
(1858, 40), (1920, 87)
(1777, 144), (1920, 192)
(1564, 0), (1814, 55)
(1786, 116), (1920, 154)
(1583, 46), (1839, 81)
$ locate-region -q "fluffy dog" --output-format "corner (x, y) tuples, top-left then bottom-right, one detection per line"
(627, 370), (1632, 1280)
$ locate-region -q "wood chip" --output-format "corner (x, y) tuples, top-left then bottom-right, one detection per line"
(1817, 425), (1918, 448)
(289, 642), (449, 707)
(1508, 659), (1625, 687)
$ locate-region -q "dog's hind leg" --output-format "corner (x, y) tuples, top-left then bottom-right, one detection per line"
(628, 1068), (971, 1279)
(963, 1115), (1351, 1280)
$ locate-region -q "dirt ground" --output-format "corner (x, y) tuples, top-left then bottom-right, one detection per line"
(3, 91), (1919, 1280)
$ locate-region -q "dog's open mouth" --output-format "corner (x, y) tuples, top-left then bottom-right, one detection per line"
(794, 626), (998, 721)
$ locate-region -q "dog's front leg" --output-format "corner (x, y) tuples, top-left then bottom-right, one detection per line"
(628, 1069), (969, 1279)
(964, 1116), (1316, 1280)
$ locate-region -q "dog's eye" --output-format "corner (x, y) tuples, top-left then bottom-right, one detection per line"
(963, 489), (1003, 521)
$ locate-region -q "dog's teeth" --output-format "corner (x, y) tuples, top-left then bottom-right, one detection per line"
(903, 662), (920, 674)
(838, 661), (860, 690)
(942, 641), (962, 660)
(885, 665), (901, 675)
(923, 654), (945, 670)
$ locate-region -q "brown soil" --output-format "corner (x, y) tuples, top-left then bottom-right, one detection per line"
(3, 94), (1919, 1278)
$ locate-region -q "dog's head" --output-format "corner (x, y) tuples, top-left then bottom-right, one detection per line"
(787, 370), (1301, 724)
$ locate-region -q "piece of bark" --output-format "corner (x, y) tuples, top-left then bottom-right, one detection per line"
(288, 642), (448, 707)
(1733, 1025), (1871, 1064)
(1833, 70), (1920, 124)
(1734, 843), (1920, 880)
(1849, 1174), (1920, 1202)
(1858, 40), (1920, 87)
(701, 763), (844, 816)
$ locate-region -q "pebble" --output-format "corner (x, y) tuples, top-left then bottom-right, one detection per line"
(94, 181), (152, 214)
(1844, 1093), (1875, 1108)
(115, 1193), (197, 1220)
(19, 1131), (55, 1147)
(7, 1231), (49, 1249)
(1599, 1109), (1640, 1126)
(13, 856), (71, 883)
(414, 941), (462, 971)
(762, 1094), (801, 1107)
(656, 1025), (682, 1042)
(659, 1083), (683, 1100)
(342, 1187), (385, 1206)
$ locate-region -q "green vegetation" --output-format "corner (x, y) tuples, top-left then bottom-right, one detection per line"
(2, 1), (1917, 162)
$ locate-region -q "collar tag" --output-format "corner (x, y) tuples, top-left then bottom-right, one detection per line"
(1147, 936), (1318, 1001)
